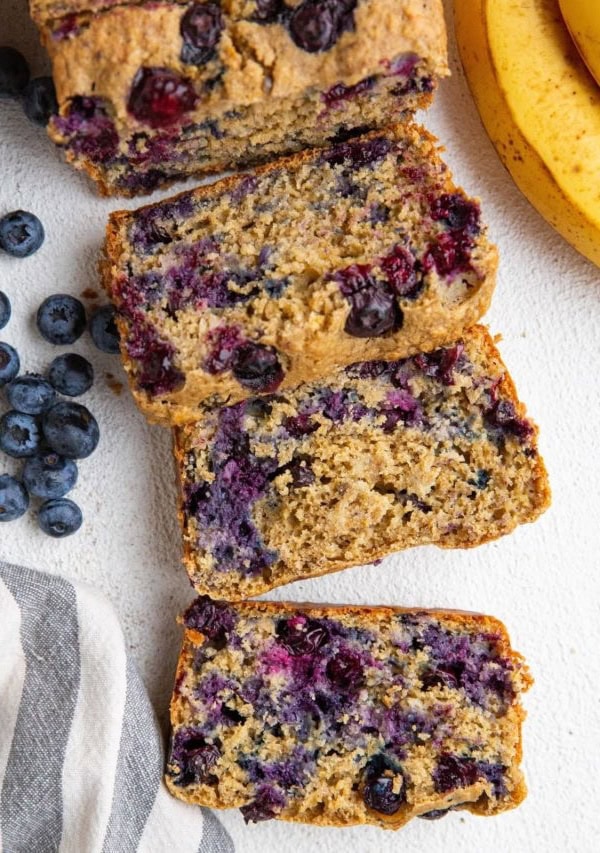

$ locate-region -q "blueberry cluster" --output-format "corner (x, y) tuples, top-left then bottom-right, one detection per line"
(0, 272), (121, 534)
(0, 46), (57, 126)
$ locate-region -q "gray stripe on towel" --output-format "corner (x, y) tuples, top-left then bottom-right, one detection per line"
(0, 562), (80, 853)
(101, 656), (163, 853)
(199, 809), (235, 853)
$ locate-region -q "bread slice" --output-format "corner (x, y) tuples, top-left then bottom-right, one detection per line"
(32, 0), (448, 194)
(174, 325), (550, 598)
(104, 124), (497, 424)
(166, 597), (532, 830)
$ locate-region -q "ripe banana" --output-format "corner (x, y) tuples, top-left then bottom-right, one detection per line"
(559, 0), (600, 87)
(454, 0), (600, 267)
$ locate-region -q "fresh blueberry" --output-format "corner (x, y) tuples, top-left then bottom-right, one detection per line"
(42, 401), (99, 459)
(6, 373), (56, 414)
(0, 474), (29, 521)
(0, 410), (42, 457)
(0, 46), (30, 98)
(38, 498), (82, 537)
(0, 291), (10, 330)
(127, 67), (197, 128)
(232, 343), (284, 393)
(22, 76), (58, 126)
(0, 342), (20, 385)
(23, 451), (78, 499)
(0, 210), (44, 258)
(89, 304), (120, 354)
(180, 4), (224, 66)
(48, 353), (94, 396)
(37, 294), (86, 345)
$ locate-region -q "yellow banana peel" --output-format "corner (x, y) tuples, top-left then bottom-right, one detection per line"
(559, 0), (600, 87)
(455, 0), (600, 268)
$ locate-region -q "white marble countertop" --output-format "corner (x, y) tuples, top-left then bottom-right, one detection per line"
(2, 1), (599, 851)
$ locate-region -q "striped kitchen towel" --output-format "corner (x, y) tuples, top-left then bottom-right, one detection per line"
(0, 560), (234, 853)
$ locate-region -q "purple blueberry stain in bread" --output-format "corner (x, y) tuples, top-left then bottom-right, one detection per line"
(127, 67), (197, 128)
(431, 193), (481, 235)
(203, 325), (245, 374)
(381, 389), (423, 432)
(385, 52), (420, 78)
(183, 404), (278, 575)
(230, 175), (258, 203)
(180, 3), (224, 66)
(52, 14), (81, 41)
(423, 195), (482, 281)
(418, 808), (451, 820)
(485, 400), (533, 441)
(323, 135), (392, 169)
(54, 96), (119, 164)
(432, 754), (481, 793)
(281, 455), (316, 488)
(183, 595), (237, 640)
(240, 784), (287, 822)
(321, 76), (376, 111)
(381, 244), (424, 300)
(325, 648), (365, 692)
(423, 231), (474, 278)
(282, 413), (319, 438)
(419, 622), (515, 711)
(125, 320), (185, 396)
(414, 342), (465, 385)
(369, 202), (390, 224)
(129, 195), (195, 255)
(169, 727), (221, 786)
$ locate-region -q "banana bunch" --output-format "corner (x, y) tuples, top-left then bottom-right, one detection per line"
(559, 0), (600, 86)
(454, 0), (600, 267)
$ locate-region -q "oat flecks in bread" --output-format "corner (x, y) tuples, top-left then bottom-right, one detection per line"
(104, 125), (498, 424)
(167, 598), (532, 829)
(31, 0), (448, 195)
(174, 325), (550, 598)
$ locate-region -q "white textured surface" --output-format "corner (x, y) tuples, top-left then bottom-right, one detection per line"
(1, 1), (600, 851)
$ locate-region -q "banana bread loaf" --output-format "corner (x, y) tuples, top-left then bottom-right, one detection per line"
(105, 125), (497, 424)
(166, 597), (532, 829)
(174, 325), (550, 598)
(32, 0), (449, 195)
